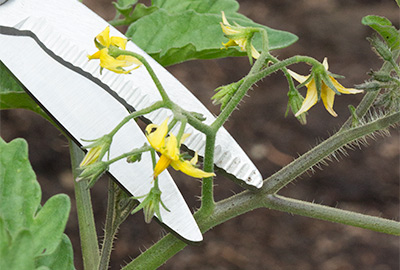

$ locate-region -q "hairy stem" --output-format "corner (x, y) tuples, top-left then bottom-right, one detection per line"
(99, 179), (117, 270)
(263, 195), (400, 235)
(198, 134), (216, 216)
(69, 141), (100, 270)
(340, 50), (400, 130)
(124, 111), (400, 269)
(262, 111), (400, 194)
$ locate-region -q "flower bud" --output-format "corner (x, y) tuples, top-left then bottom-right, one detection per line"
(131, 186), (170, 223)
(78, 161), (109, 188)
(368, 36), (393, 62)
(212, 80), (243, 110)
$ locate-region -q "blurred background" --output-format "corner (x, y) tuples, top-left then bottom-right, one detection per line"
(1, 0), (399, 269)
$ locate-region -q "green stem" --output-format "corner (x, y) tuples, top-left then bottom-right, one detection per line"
(176, 117), (187, 144)
(110, 101), (164, 137)
(121, 234), (187, 270)
(124, 177), (400, 269)
(198, 134), (216, 216)
(99, 179), (117, 270)
(107, 144), (152, 164)
(262, 111), (400, 194)
(263, 194), (400, 235)
(389, 58), (400, 76)
(339, 91), (380, 131)
(111, 48), (171, 102)
(69, 141), (100, 270)
(212, 55), (319, 130)
(211, 51), (268, 130)
(340, 50), (400, 131)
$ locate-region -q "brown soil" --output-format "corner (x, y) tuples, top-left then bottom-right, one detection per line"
(1, 0), (399, 269)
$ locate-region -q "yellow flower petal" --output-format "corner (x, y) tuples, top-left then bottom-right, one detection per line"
(87, 50), (101, 60)
(322, 57), (329, 70)
(153, 155), (172, 178)
(321, 86), (338, 117)
(287, 69), (310, 84)
(116, 55), (142, 67)
(171, 159), (215, 178)
(330, 76), (364, 94)
(96, 26), (111, 48)
(146, 119), (169, 150)
(295, 78), (318, 117)
(163, 134), (179, 160)
(222, 39), (238, 48)
(190, 152), (199, 164)
(221, 11), (230, 26)
(251, 45), (260, 59)
(110, 36), (127, 49)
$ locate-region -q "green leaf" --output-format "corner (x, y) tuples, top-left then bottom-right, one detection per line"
(0, 62), (50, 120)
(362, 15), (400, 50)
(0, 137), (73, 265)
(0, 138), (41, 239)
(0, 226), (35, 270)
(152, 0), (240, 14)
(125, 0), (297, 66)
(35, 234), (74, 270)
(31, 194), (71, 256)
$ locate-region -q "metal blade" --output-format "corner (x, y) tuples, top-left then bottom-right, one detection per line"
(0, 0), (263, 188)
(0, 25), (203, 242)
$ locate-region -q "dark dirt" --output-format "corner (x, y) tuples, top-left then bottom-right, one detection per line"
(0, 0), (399, 269)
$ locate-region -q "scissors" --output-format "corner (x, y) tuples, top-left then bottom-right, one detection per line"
(0, 0), (263, 243)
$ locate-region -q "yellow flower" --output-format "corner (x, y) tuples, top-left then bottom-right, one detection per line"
(220, 11), (260, 60)
(288, 58), (363, 117)
(145, 119), (215, 179)
(88, 26), (141, 74)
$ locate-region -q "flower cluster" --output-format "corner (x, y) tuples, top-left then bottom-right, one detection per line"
(88, 26), (141, 74)
(220, 11), (260, 62)
(145, 119), (215, 179)
(289, 58), (364, 117)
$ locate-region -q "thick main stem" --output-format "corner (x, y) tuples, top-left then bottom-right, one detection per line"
(123, 112), (400, 269)
(69, 141), (100, 270)
(262, 111), (400, 194)
(99, 179), (117, 270)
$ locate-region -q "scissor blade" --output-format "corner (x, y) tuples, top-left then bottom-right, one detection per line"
(0, 0), (263, 188)
(0, 25), (203, 242)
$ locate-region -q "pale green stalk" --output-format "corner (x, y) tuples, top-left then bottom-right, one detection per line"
(69, 141), (100, 270)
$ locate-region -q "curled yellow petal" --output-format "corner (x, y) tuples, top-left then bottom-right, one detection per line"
(330, 77), (364, 94)
(171, 159), (215, 178)
(110, 36), (128, 49)
(163, 134), (179, 160)
(87, 50), (101, 60)
(146, 119), (169, 150)
(295, 78), (318, 117)
(153, 155), (172, 179)
(96, 26), (111, 48)
(287, 69), (310, 84)
(321, 86), (338, 117)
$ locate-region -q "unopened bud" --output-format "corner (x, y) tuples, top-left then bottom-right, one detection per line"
(368, 36), (393, 61)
